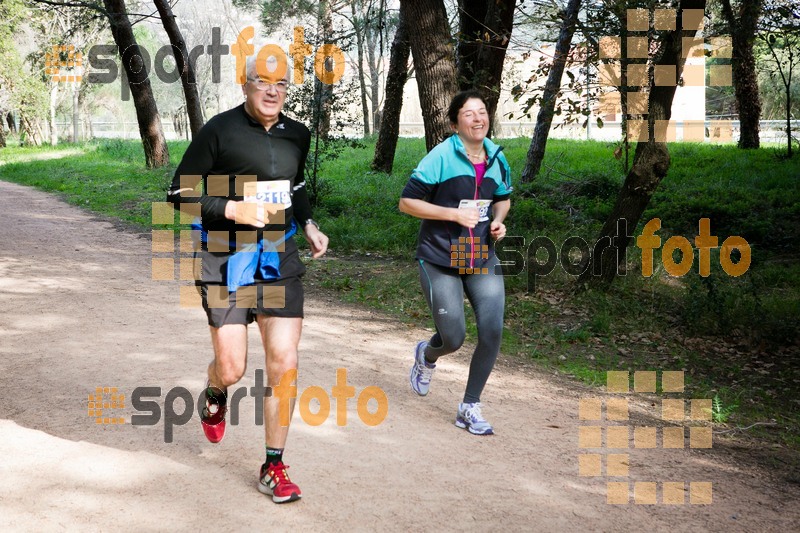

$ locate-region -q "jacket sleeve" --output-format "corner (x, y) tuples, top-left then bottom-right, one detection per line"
(291, 127), (314, 227)
(166, 121), (229, 224)
(493, 153), (513, 201)
(401, 150), (442, 200)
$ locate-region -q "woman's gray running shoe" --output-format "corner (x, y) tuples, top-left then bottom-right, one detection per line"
(409, 341), (435, 395)
(455, 402), (494, 435)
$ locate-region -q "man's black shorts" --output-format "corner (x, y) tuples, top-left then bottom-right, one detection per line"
(197, 276), (304, 327)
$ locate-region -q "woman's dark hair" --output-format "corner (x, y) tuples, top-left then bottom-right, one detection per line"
(447, 89), (487, 125)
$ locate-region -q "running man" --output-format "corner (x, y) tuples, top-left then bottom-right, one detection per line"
(167, 57), (328, 503)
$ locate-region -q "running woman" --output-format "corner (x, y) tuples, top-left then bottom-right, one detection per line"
(399, 90), (512, 435)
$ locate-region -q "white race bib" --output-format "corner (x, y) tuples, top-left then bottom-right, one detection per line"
(459, 199), (491, 222)
(242, 180), (292, 208)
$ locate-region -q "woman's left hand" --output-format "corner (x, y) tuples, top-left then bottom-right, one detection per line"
(490, 220), (506, 241)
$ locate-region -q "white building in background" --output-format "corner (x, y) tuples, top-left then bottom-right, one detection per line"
(397, 44), (716, 142)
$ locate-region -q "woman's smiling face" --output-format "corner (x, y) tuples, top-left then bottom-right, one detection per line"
(454, 98), (489, 144)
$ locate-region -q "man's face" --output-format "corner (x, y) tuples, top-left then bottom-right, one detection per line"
(242, 66), (288, 126)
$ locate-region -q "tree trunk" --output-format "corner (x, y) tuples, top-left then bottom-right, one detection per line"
(365, 20), (381, 133)
(520, 0), (581, 182)
(721, 0), (763, 149)
(456, 0), (488, 88)
(351, 2), (371, 135)
(312, 0), (333, 138)
(402, 0), (459, 151)
(20, 116), (43, 146)
(579, 0), (706, 288)
(78, 89), (93, 140)
(35, 118), (46, 146)
(7, 112), (16, 133)
(172, 111), (180, 140)
(153, 0), (204, 136)
(620, 9), (630, 173)
(84, 111), (93, 139)
(372, 10), (410, 172)
(72, 82), (80, 142)
(0, 114), (6, 148)
(20, 116), (31, 146)
(788, 85), (793, 158)
(49, 84), (59, 145)
(456, 0), (516, 134)
(103, 0), (169, 167)
(30, 118), (45, 146)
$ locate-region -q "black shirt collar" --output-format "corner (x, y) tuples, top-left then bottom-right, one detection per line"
(240, 103), (285, 131)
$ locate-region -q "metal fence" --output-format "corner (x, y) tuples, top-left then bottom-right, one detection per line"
(53, 119), (797, 144)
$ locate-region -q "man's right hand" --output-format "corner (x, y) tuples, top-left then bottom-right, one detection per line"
(224, 201), (280, 228)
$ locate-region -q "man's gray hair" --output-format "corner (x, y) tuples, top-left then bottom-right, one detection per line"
(245, 53), (289, 82)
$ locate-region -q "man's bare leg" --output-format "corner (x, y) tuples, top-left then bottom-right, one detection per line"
(256, 315), (302, 448)
(199, 324), (248, 443)
(255, 315), (303, 502)
(208, 324), (248, 388)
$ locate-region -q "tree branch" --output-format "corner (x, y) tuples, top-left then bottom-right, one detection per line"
(29, 0), (106, 14)
(30, 0), (164, 23)
(720, 0), (735, 31)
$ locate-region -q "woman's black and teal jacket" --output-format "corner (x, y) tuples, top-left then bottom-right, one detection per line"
(401, 134), (512, 270)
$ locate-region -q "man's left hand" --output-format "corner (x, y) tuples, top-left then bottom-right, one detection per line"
(304, 224), (329, 258)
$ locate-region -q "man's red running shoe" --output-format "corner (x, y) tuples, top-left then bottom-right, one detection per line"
(257, 461), (302, 503)
(201, 384), (226, 443)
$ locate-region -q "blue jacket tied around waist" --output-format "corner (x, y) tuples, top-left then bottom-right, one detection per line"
(192, 219), (297, 292)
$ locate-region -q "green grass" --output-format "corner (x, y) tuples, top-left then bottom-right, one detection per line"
(2, 136), (798, 450)
(312, 138), (425, 254)
(0, 142), (80, 163)
(0, 139), (189, 229)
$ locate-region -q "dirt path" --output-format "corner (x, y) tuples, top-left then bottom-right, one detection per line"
(0, 179), (798, 532)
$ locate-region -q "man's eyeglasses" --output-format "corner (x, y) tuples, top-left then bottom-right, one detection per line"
(247, 78), (289, 93)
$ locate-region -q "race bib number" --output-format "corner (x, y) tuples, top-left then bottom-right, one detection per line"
(459, 199), (491, 222)
(242, 180), (292, 208)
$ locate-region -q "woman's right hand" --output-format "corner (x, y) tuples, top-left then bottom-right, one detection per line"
(454, 207), (479, 229)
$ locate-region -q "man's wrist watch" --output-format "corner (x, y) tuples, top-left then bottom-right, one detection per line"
(304, 218), (320, 230)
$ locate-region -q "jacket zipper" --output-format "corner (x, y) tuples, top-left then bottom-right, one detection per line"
(462, 141), (502, 271)
(469, 163), (478, 269)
